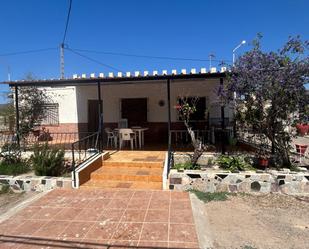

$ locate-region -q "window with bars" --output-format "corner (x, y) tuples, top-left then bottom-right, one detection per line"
(41, 103), (59, 126)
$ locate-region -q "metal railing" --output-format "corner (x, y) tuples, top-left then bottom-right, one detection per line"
(171, 129), (211, 148)
(71, 132), (101, 188)
(0, 131), (94, 150)
(167, 150), (174, 175)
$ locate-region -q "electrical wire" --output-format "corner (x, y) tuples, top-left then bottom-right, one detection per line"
(66, 48), (123, 72)
(71, 48), (231, 62)
(62, 0), (72, 44)
(0, 47), (58, 57)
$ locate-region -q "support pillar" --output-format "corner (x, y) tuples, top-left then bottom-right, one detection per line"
(220, 78), (226, 154)
(97, 81), (103, 151)
(167, 78), (172, 172)
(14, 85), (20, 148)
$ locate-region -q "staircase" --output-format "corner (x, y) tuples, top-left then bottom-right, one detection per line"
(81, 151), (165, 190)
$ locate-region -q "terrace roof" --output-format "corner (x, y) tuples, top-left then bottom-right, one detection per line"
(1, 67), (227, 87)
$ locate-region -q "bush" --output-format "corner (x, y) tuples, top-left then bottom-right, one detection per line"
(31, 143), (65, 176)
(173, 161), (201, 170)
(0, 143), (30, 176)
(0, 161), (31, 176)
(216, 155), (253, 172)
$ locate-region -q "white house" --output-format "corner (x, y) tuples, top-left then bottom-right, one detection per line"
(4, 67), (233, 147)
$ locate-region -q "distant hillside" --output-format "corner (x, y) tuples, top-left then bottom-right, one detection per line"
(0, 103), (12, 115)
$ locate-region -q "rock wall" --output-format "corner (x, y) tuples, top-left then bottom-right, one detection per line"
(169, 170), (309, 194)
(0, 175), (72, 192)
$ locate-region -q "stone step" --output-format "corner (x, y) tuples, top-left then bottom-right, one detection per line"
(103, 161), (164, 169)
(81, 180), (162, 190)
(91, 167), (162, 182)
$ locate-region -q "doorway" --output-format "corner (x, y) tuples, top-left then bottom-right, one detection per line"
(88, 100), (102, 132)
(121, 98), (148, 127)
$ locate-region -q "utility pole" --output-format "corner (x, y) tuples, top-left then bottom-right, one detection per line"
(60, 43), (65, 79)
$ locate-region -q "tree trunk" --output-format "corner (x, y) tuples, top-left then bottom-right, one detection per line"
(184, 121), (204, 166)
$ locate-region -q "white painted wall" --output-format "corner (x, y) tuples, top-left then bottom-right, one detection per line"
(73, 78), (233, 124)
(42, 86), (78, 123)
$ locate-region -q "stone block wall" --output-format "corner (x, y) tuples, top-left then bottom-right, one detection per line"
(169, 170), (309, 195)
(0, 175), (72, 192)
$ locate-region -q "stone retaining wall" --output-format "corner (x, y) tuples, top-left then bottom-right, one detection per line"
(169, 170), (309, 194)
(0, 175), (72, 192)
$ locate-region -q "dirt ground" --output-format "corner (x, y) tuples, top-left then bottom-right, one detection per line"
(0, 191), (38, 219)
(203, 193), (309, 249)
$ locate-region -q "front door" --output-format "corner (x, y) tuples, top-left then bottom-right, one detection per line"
(88, 100), (102, 132)
(121, 98), (148, 127)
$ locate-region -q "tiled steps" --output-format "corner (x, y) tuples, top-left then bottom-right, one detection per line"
(81, 153), (165, 190)
(101, 161), (163, 169)
(81, 180), (162, 190)
(90, 167), (162, 182)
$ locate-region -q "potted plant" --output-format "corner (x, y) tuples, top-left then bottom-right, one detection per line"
(257, 149), (269, 168)
(296, 123), (309, 136)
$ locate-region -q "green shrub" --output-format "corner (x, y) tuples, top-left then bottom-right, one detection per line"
(31, 143), (65, 176)
(0, 161), (31, 176)
(173, 161), (201, 170)
(0, 143), (30, 176)
(216, 155), (253, 172)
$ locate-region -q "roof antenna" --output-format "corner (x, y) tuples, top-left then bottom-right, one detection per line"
(209, 53), (215, 70)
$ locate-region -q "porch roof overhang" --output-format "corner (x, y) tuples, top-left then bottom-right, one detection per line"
(2, 71), (226, 87)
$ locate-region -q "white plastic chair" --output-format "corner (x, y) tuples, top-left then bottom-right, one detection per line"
(118, 128), (136, 150)
(118, 119), (128, 128)
(105, 128), (117, 148)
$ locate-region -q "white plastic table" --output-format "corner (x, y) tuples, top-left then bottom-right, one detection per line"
(114, 127), (148, 149)
(132, 128), (148, 149)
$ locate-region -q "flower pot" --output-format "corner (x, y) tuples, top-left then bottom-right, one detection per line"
(296, 124), (309, 136)
(259, 158), (269, 168)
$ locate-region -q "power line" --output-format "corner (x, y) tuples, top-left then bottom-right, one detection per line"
(71, 48), (232, 62)
(66, 48), (123, 72)
(0, 47), (57, 57)
(62, 0), (73, 44)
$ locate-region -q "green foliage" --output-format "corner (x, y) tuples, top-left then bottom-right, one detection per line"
(4, 73), (53, 139)
(228, 137), (237, 146)
(190, 190), (235, 203)
(225, 35), (309, 167)
(31, 143), (65, 176)
(216, 155), (252, 172)
(0, 161), (31, 176)
(173, 162), (201, 170)
(0, 184), (11, 194)
(0, 142), (30, 176)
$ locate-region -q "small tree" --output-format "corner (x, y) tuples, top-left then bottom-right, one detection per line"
(176, 96), (211, 166)
(11, 73), (52, 140)
(226, 35), (309, 167)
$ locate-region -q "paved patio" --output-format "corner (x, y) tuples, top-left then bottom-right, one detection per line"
(0, 189), (199, 249)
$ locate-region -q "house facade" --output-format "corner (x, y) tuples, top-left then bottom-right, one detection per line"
(35, 68), (233, 144)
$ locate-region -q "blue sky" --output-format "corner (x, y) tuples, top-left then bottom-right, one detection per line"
(0, 0), (308, 103)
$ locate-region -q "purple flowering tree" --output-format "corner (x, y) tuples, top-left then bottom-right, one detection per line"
(226, 35), (309, 167)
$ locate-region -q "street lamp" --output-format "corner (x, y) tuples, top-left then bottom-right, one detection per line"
(232, 40), (246, 66)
